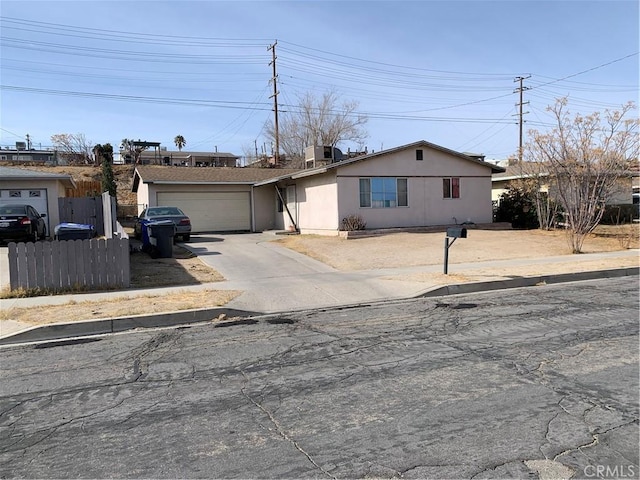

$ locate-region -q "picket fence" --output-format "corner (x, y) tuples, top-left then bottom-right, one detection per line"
(8, 238), (130, 291)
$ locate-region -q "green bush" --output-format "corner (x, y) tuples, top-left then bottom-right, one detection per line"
(494, 187), (539, 229)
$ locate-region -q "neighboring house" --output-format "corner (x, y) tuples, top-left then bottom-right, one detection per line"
(492, 163), (633, 205)
(0, 147), (58, 164)
(0, 166), (77, 237)
(134, 149), (240, 167)
(133, 140), (504, 235)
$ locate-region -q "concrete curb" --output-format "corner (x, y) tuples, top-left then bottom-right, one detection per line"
(418, 266), (640, 297)
(0, 308), (257, 346)
(1, 267), (637, 346)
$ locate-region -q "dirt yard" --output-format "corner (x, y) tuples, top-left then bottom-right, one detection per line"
(1, 225), (637, 326)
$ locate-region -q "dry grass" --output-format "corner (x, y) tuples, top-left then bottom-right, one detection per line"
(1, 242), (236, 325)
(1, 290), (241, 325)
(275, 226), (639, 271)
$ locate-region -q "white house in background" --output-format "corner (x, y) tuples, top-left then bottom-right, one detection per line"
(0, 166), (76, 237)
(132, 140), (504, 235)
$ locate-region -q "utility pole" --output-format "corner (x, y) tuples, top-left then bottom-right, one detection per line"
(268, 41), (280, 165)
(513, 76), (530, 164)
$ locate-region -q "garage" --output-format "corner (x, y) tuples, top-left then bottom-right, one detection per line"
(157, 191), (251, 232)
(133, 166), (300, 234)
(0, 188), (49, 235)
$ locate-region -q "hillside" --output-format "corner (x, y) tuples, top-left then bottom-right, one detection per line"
(1, 162), (138, 207)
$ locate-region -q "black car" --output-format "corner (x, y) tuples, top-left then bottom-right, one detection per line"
(0, 204), (47, 243)
(134, 206), (192, 242)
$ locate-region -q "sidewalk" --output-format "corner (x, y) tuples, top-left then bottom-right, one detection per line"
(1, 243), (638, 345)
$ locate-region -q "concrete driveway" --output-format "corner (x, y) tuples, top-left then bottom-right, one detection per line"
(184, 233), (336, 281)
(182, 233), (427, 313)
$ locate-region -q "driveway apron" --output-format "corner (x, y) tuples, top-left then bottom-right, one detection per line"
(182, 233), (419, 313)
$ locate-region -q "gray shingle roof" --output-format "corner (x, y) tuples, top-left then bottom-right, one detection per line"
(0, 166), (76, 187)
(133, 166), (301, 188)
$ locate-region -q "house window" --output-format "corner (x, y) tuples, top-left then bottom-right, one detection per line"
(360, 178), (408, 208)
(416, 149), (423, 161)
(443, 177), (460, 199)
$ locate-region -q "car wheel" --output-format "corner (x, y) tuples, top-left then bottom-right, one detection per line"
(182, 234), (190, 242)
(32, 229), (39, 243)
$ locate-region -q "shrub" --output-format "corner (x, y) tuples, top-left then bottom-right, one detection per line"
(494, 187), (539, 229)
(600, 204), (639, 224)
(340, 214), (367, 231)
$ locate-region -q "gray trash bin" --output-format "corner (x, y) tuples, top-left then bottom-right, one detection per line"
(147, 220), (176, 258)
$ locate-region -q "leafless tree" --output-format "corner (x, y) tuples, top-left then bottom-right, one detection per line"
(509, 161), (559, 231)
(525, 98), (638, 253)
(50, 133), (94, 164)
(264, 90), (368, 168)
(120, 138), (149, 166)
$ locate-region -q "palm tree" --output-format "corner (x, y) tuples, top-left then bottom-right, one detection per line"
(174, 135), (186, 151)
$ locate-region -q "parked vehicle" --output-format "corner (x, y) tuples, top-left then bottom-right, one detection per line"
(134, 206), (191, 242)
(0, 204), (47, 243)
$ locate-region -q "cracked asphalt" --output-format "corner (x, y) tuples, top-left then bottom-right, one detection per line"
(0, 277), (638, 479)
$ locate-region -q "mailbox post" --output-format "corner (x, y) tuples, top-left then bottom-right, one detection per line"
(444, 227), (467, 274)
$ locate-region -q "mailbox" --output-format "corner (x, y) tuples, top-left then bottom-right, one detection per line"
(446, 227), (467, 238)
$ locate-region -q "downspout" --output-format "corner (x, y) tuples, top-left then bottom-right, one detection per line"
(275, 184), (298, 232)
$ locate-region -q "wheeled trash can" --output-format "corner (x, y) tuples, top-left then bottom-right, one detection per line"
(147, 220), (176, 258)
(54, 223), (96, 240)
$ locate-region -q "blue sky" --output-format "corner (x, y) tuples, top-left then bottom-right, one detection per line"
(1, 0), (638, 161)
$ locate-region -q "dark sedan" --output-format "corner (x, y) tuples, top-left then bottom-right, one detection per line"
(0, 204), (47, 243)
(134, 206), (191, 242)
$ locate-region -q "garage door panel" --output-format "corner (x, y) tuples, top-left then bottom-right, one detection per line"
(157, 192), (250, 232)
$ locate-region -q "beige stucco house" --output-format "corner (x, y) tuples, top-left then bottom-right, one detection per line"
(492, 163), (634, 205)
(133, 141), (503, 235)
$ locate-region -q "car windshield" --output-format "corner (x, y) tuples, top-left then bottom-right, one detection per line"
(0, 206), (27, 215)
(147, 207), (184, 216)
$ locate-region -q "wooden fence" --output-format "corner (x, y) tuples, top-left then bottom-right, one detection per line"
(65, 180), (102, 198)
(8, 238), (130, 292)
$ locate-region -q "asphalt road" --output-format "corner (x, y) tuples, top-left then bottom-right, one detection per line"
(0, 277), (638, 479)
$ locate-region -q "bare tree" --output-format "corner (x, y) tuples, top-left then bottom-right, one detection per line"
(50, 133), (94, 164)
(120, 138), (149, 166)
(511, 161), (559, 231)
(264, 90), (368, 167)
(525, 98), (638, 253)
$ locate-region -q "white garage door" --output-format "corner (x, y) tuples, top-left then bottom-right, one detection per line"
(0, 188), (50, 234)
(157, 191), (251, 232)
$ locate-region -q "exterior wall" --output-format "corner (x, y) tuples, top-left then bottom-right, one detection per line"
(0, 179), (66, 236)
(253, 184), (281, 231)
(335, 147), (494, 230)
(136, 182), (150, 214)
(294, 172), (339, 234)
